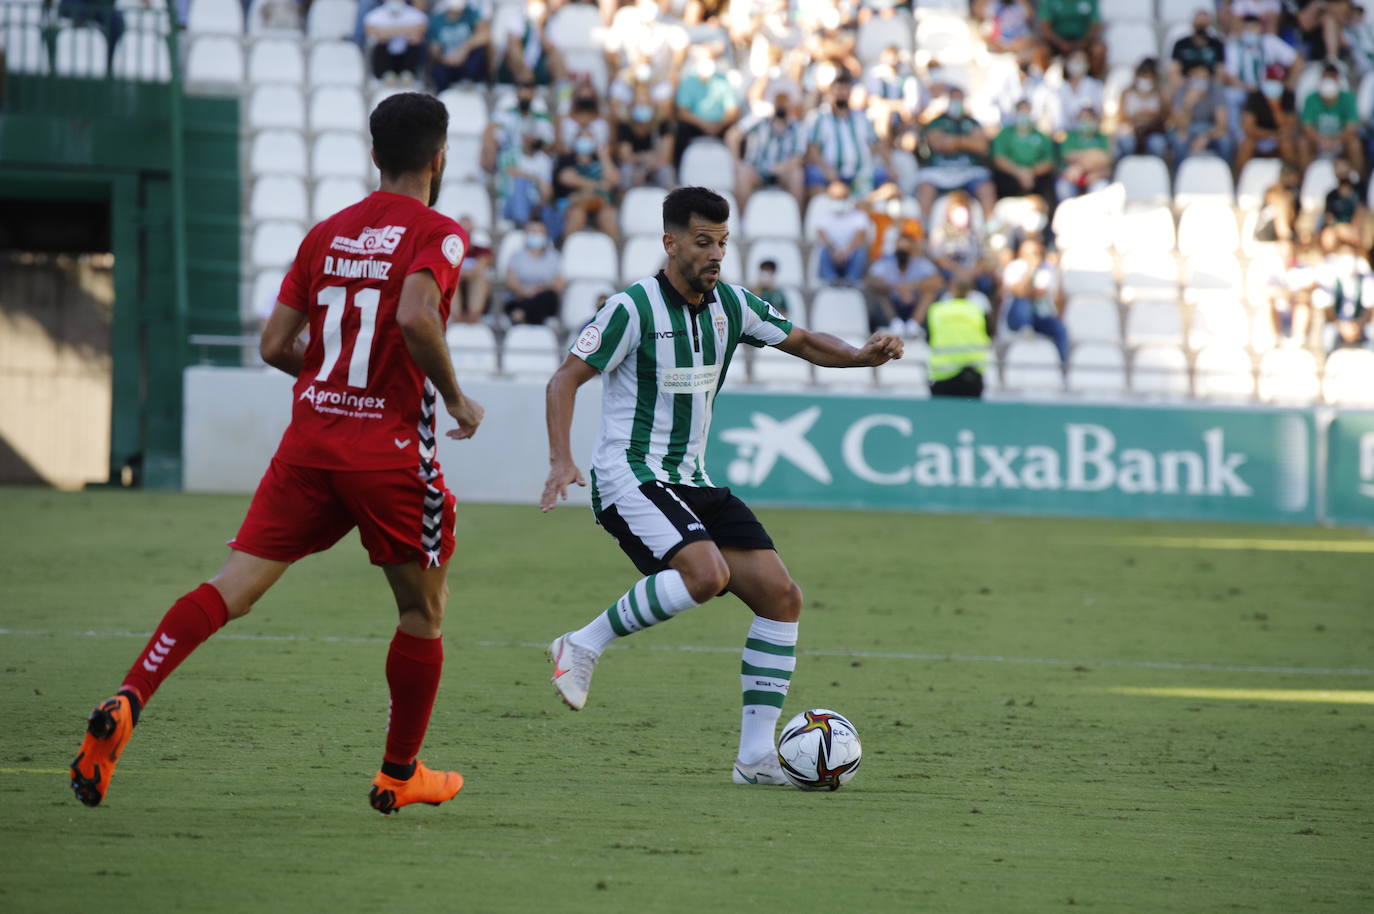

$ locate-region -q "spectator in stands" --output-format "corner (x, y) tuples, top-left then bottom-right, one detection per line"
(816, 181), (872, 286)
(672, 47), (742, 171)
(1170, 62), (1234, 165)
(609, 61), (675, 126)
(1347, 3), (1374, 77)
(605, 0), (688, 76)
(987, 44), (1057, 130)
(615, 82), (675, 191)
(1301, 64), (1364, 175)
(1050, 49), (1104, 133)
(915, 86), (997, 221)
(754, 260), (792, 317)
(867, 196), (925, 264)
(1318, 243), (1374, 350)
(1056, 107), (1113, 202)
(1223, 14), (1302, 143)
(1221, 0), (1283, 34)
(1253, 166), (1302, 244)
(1237, 63), (1300, 171)
(735, 96), (807, 208)
(980, 0), (1038, 56)
(495, 0), (565, 86)
(499, 133), (556, 228)
(1169, 7), (1226, 95)
(553, 128), (621, 240)
(863, 45), (921, 140)
(991, 99), (1058, 203)
(451, 215), (492, 324)
(253, 0), (300, 31)
(483, 81), (555, 172)
(806, 74), (893, 197)
(1002, 237), (1069, 364)
(57, 0), (123, 59)
(502, 217), (565, 326)
(924, 277), (992, 399)
(428, 0), (490, 93)
(1036, 0), (1105, 76)
(1269, 238), (1322, 345)
(364, 0), (429, 84)
(1291, 0), (1350, 62)
(559, 81), (611, 156)
(1320, 159), (1372, 251)
(1115, 57), (1170, 159)
(929, 189), (999, 302)
(865, 233), (943, 336)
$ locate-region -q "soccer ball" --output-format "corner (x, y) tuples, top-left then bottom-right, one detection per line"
(776, 708), (862, 791)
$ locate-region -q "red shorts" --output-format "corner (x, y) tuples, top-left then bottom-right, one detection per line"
(230, 458), (457, 568)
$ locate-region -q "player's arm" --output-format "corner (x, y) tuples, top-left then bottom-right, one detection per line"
(396, 269), (484, 440)
(775, 326), (905, 368)
(259, 302), (310, 377)
(540, 354), (599, 512)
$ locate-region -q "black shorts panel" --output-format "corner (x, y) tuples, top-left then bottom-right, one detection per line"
(596, 482), (775, 575)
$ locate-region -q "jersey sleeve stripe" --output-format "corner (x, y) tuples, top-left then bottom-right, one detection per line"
(623, 282), (658, 484)
(741, 288), (795, 339)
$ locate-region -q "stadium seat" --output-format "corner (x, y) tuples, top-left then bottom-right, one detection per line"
(914, 13), (972, 65)
(111, 29), (171, 81)
(810, 287), (869, 337)
(249, 175), (308, 222)
(746, 239), (805, 290)
(439, 87), (488, 137)
(749, 343), (811, 386)
(247, 268), (285, 322)
(1174, 155), (1234, 210)
(680, 140), (736, 194)
(244, 0), (298, 34)
(247, 37), (304, 84)
(1192, 346), (1255, 401)
(620, 187), (668, 238)
(185, 34), (244, 84)
(1119, 250), (1179, 304)
(310, 87), (366, 134)
(495, 230), (525, 277)
(856, 12), (914, 64)
(561, 231), (618, 283)
(1322, 348), (1374, 406)
(927, 194), (984, 236)
(1130, 345), (1189, 398)
(312, 176), (366, 222)
(1236, 158), (1282, 211)
(1182, 255), (1242, 294)
(742, 189), (802, 241)
(1248, 307), (1279, 355)
(248, 84), (306, 131)
(53, 26), (108, 78)
(1002, 338), (1064, 395)
(989, 196), (1046, 235)
(1114, 155), (1171, 208)
(802, 194), (847, 242)
(370, 84), (408, 112)
(251, 129), (307, 177)
(1188, 299), (1250, 351)
(620, 235), (667, 285)
(1098, 0), (1149, 20)
(1124, 300), (1184, 347)
(1293, 61), (1329, 112)
(311, 131), (369, 180)
(1104, 21), (1157, 69)
(445, 324), (499, 377)
(560, 279), (616, 330)
(545, 2), (602, 52)
(187, 0), (245, 35)
(446, 134), (484, 182)
(1059, 249), (1117, 298)
(813, 337), (875, 389)
(1158, 0), (1200, 20)
(874, 340), (929, 394)
(1051, 185), (1124, 250)
(1113, 205), (1175, 254)
(1299, 158), (1337, 216)
(1257, 347), (1320, 403)
(562, 48), (609, 92)
(308, 40), (365, 88)
(306, 0), (357, 40)
(502, 324), (561, 378)
(1066, 342), (1127, 396)
(1100, 65), (1136, 123)
(2, 23), (47, 74)
(1062, 296), (1121, 344)
(434, 181), (492, 230)
(250, 220), (306, 269)
(1176, 201), (1239, 257)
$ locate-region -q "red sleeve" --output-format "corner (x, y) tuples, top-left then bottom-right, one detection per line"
(276, 228), (317, 312)
(407, 218), (467, 306)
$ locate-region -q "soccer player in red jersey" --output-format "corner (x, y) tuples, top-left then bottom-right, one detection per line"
(70, 93), (485, 815)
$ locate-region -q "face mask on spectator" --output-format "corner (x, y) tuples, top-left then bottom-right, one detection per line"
(385, 0), (405, 10)
(526, 232), (548, 251)
(631, 104), (654, 123)
(946, 98), (963, 117)
(696, 58), (716, 78)
(1319, 78), (1339, 99)
(1067, 57), (1088, 78)
(1260, 79), (1283, 99)
(758, 268), (775, 285)
(949, 207), (970, 229)
(1135, 77), (1154, 93)
(1077, 115), (1096, 133)
(1189, 76), (1209, 92)
(574, 136), (597, 156)
(634, 64), (652, 83)
(1015, 111), (1031, 130)
(1241, 30), (1261, 47)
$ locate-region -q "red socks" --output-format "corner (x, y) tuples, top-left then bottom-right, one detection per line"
(383, 629), (444, 766)
(120, 582), (229, 707)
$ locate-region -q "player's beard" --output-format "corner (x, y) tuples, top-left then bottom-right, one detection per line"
(426, 152), (446, 207)
(682, 258), (720, 295)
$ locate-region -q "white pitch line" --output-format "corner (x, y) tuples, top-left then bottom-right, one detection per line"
(1, 628), (1371, 678)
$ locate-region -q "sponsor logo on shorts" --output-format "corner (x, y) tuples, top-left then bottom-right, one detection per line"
(330, 225), (406, 256)
(686, 522), (705, 532)
(575, 325), (601, 354)
(442, 234), (465, 266)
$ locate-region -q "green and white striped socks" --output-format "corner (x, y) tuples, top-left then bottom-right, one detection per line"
(567, 569), (700, 655)
(738, 617), (798, 762)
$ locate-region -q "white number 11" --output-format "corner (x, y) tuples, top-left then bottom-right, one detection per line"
(314, 286), (380, 388)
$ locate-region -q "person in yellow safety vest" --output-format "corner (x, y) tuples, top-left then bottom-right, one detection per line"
(922, 277), (992, 398)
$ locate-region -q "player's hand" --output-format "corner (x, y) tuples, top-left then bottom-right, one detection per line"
(855, 332), (905, 367)
(540, 460), (586, 513)
(446, 395), (484, 440)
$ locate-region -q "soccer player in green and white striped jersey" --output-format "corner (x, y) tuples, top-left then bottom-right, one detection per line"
(540, 186), (904, 785)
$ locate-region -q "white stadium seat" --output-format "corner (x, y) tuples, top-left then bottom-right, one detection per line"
(249, 174), (308, 222)
(439, 87), (488, 137)
(111, 29), (171, 81)
(1067, 342), (1127, 396)
(1193, 346), (1255, 401)
(434, 181), (492, 230)
(53, 26), (108, 77)
(249, 84), (305, 131)
(560, 280), (616, 330)
(1001, 338), (1064, 395)
(308, 40), (365, 88)
(306, 0), (357, 40)
(1114, 156), (1171, 208)
(1300, 158), (1337, 216)
(502, 324), (561, 377)
(1113, 205), (1175, 254)
(310, 86), (366, 134)
(445, 324), (499, 377)
(1130, 345), (1189, 398)
(1119, 250), (1178, 304)
(561, 231), (618, 283)
(495, 230), (525, 277)
(680, 139), (736, 194)
(187, 0), (245, 35)
(185, 35), (243, 84)
(1236, 158), (1282, 211)
(446, 134), (484, 182)
(248, 37), (305, 84)
(915, 13), (972, 65)
(874, 339), (929, 394)
(1188, 299), (1250, 351)
(746, 239), (805, 290)
(620, 187), (668, 238)
(1059, 249), (1117, 298)
(1052, 186), (1125, 250)
(1062, 296), (1121, 344)
(750, 343), (811, 386)
(1248, 306), (1279, 355)
(742, 189), (802, 241)
(3, 23), (47, 74)
(250, 129), (308, 177)
(1098, 0), (1149, 21)
(1159, 0), (1200, 20)
(1176, 201), (1240, 257)
(1182, 255), (1242, 294)
(312, 131), (370, 180)
(312, 176), (366, 222)
(250, 220), (306, 269)
(248, 269), (285, 322)
(1124, 300), (1185, 348)
(1323, 348), (1374, 406)
(809, 287), (869, 337)
(546, 3), (603, 52)
(620, 235), (667, 285)
(802, 194), (847, 242)
(1104, 21), (1157, 69)
(1174, 155), (1234, 210)
(856, 11), (914, 63)
(1258, 347), (1320, 403)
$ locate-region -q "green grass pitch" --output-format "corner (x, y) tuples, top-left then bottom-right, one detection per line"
(1, 487), (1371, 913)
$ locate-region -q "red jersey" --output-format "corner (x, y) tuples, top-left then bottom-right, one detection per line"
(274, 191), (467, 471)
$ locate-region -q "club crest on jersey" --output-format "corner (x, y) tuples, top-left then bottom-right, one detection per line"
(442, 234), (465, 266)
(714, 314), (728, 341)
(330, 225), (406, 256)
(575, 325), (601, 354)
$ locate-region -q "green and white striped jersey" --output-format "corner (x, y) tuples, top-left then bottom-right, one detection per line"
(570, 271), (794, 511)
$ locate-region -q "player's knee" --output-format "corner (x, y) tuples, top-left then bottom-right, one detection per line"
(778, 580), (804, 622)
(681, 556), (730, 604)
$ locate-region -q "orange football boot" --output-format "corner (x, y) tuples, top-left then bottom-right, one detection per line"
(70, 694), (136, 807)
(368, 761), (464, 815)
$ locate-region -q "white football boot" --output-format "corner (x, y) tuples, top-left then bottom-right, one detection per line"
(548, 633), (598, 711)
(732, 751), (789, 785)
